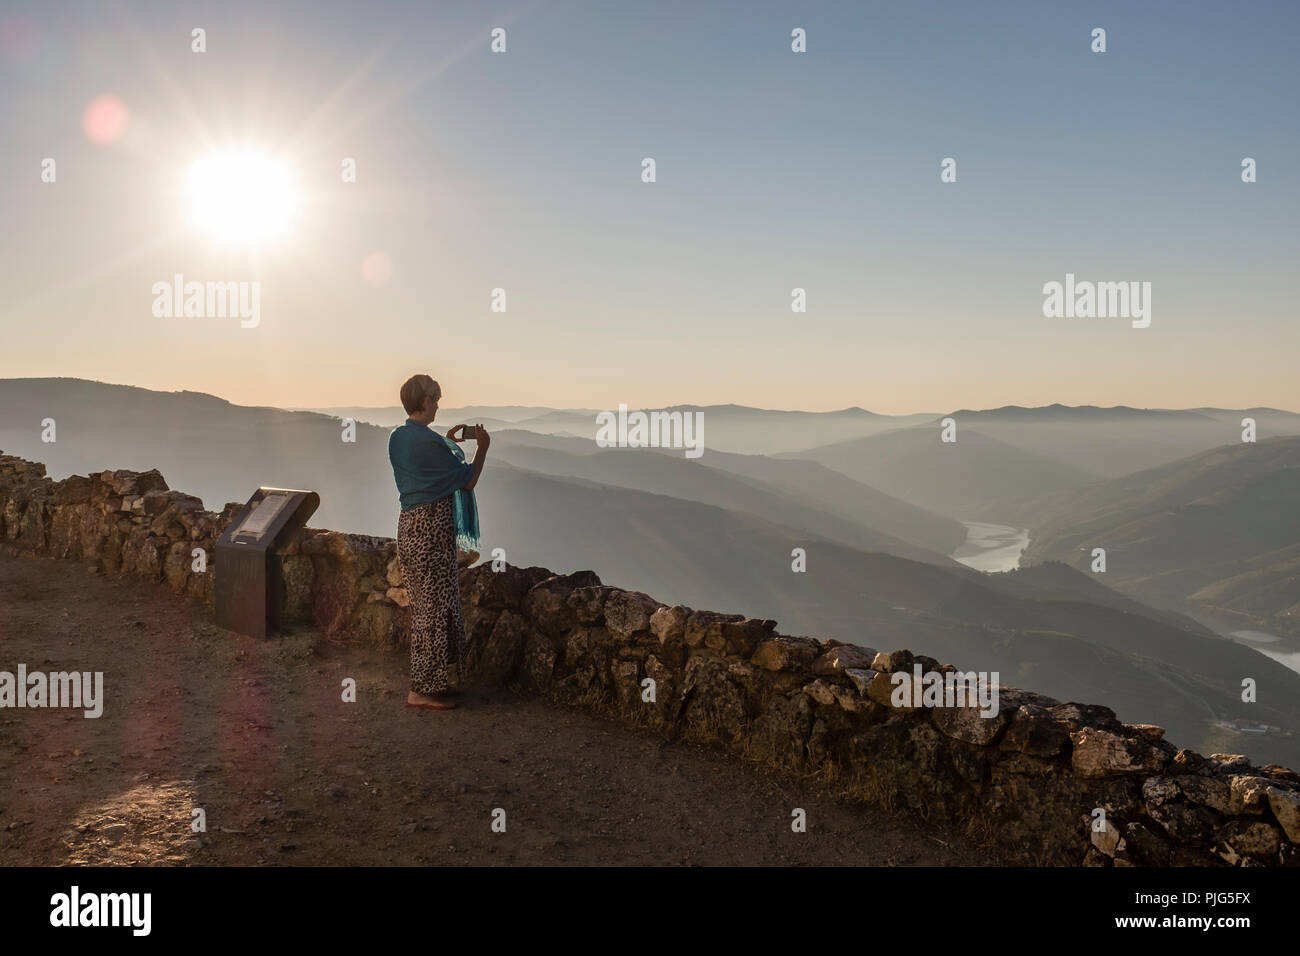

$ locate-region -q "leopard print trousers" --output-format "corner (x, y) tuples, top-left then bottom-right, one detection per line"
(397, 496), (468, 695)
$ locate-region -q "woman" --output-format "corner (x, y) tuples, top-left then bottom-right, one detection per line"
(387, 374), (491, 712)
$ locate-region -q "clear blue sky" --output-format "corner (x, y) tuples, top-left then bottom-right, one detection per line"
(1, 0), (1297, 412)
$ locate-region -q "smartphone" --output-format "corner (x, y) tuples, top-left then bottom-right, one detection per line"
(458, 424), (477, 442)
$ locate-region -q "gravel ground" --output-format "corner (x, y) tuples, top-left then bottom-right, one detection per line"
(0, 552), (987, 866)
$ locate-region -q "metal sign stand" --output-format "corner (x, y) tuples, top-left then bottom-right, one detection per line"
(214, 487), (320, 639)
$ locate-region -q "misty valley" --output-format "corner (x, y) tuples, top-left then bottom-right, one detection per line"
(3, 378), (1300, 773)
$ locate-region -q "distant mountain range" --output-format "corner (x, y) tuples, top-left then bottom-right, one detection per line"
(309, 398), (1300, 478)
(925, 405), (1300, 479)
(4, 377), (1300, 768)
(303, 402), (936, 454)
(943, 403), (1222, 422)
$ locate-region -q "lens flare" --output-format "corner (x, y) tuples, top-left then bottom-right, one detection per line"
(82, 94), (128, 145)
(361, 251), (393, 284)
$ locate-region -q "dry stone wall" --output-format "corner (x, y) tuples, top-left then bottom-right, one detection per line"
(2, 452), (1297, 866)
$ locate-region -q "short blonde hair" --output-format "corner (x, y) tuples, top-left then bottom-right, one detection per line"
(400, 374), (440, 415)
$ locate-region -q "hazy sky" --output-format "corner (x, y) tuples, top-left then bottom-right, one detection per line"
(2, 0), (1297, 414)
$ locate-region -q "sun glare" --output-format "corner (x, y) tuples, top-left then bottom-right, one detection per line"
(186, 148), (298, 244)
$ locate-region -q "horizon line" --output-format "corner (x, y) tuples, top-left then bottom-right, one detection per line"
(3, 376), (1298, 419)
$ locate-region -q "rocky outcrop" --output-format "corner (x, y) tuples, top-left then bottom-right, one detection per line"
(2, 452), (1297, 867)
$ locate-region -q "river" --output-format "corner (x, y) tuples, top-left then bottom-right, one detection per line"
(948, 527), (1300, 678)
(1228, 629), (1300, 677)
(950, 521), (1030, 573)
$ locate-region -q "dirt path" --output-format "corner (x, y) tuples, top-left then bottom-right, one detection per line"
(0, 552), (987, 866)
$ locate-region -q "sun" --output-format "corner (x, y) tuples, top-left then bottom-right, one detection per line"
(186, 148), (299, 244)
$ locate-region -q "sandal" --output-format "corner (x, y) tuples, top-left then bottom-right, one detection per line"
(405, 698), (457, 711)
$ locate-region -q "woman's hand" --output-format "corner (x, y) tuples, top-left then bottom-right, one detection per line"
(447, 424), (470, 442)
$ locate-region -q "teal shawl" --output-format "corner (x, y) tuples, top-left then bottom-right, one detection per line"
(431, 431), (480, 550)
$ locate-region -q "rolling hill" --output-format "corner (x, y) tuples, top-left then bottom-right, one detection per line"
(933, 405), (1300, 481)
(1019, 437), (1300, 636)
(491, 429), (967, 559)
(783, 425), (1101, 522)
